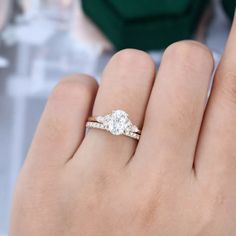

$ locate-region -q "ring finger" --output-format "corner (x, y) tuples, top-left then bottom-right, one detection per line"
(75, 49), (156, 167)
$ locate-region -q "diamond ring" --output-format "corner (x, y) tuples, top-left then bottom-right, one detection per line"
(86, 110), (141, 140)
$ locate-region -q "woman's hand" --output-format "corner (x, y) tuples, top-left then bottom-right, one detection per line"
(10, 13), (236, 236)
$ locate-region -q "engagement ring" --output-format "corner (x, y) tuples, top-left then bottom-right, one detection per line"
(86, 110), (141, 140)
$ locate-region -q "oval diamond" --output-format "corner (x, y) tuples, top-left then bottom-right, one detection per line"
(106, 110), (129, 135)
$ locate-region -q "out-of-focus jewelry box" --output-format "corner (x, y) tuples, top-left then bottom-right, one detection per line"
(222, 0), (236, 20)
(82, 0), (211, 50)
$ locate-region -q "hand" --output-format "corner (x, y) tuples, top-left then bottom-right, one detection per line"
(10, 13), (236, 236)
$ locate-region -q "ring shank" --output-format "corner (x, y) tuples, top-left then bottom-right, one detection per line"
(86, 121), (140, 140)
(87, 116), (142, 134)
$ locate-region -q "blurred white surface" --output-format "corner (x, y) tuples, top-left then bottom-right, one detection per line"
(0, 0), (232, 235)
(0, 57), (9, 68)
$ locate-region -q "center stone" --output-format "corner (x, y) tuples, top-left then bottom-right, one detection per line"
(106, 110), (129, 135)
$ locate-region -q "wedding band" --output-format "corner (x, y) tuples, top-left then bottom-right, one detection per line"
(86, 110), (141, 140)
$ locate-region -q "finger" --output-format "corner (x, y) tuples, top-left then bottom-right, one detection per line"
(26, 75), (98, 168)
(194, 13), (236, 179)
(78, 49), (156, 167)
(133, 41), (214, 177)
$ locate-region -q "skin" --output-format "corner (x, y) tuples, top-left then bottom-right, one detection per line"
(9, 12), (236, 236)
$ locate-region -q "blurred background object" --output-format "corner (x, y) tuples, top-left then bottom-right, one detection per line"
(0, 0), (13, 31)
(0, 0), (234, 235)
(82, 0), (212, 50)
(0, 0), (14, 69)
(222, 0), (236, 20)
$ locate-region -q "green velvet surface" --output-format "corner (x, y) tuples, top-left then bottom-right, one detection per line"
(82, 0), (209, 50)
(107, 0), (192, 19)
(222, 0), (236, 20)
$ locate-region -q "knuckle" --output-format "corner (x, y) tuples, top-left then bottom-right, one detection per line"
(15, 172), (59, 210)
(175, 102), (196, 132)
(199, 180), (227, 227)
(112, 48), (155, 71)
(164, 40), (214, 72)
(50, 75), (97, 102)
(218, 70), (236, 105)
(140, 194), (160, 227)
(131, 182), (162, 227)
(91, 167), (114, 193)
